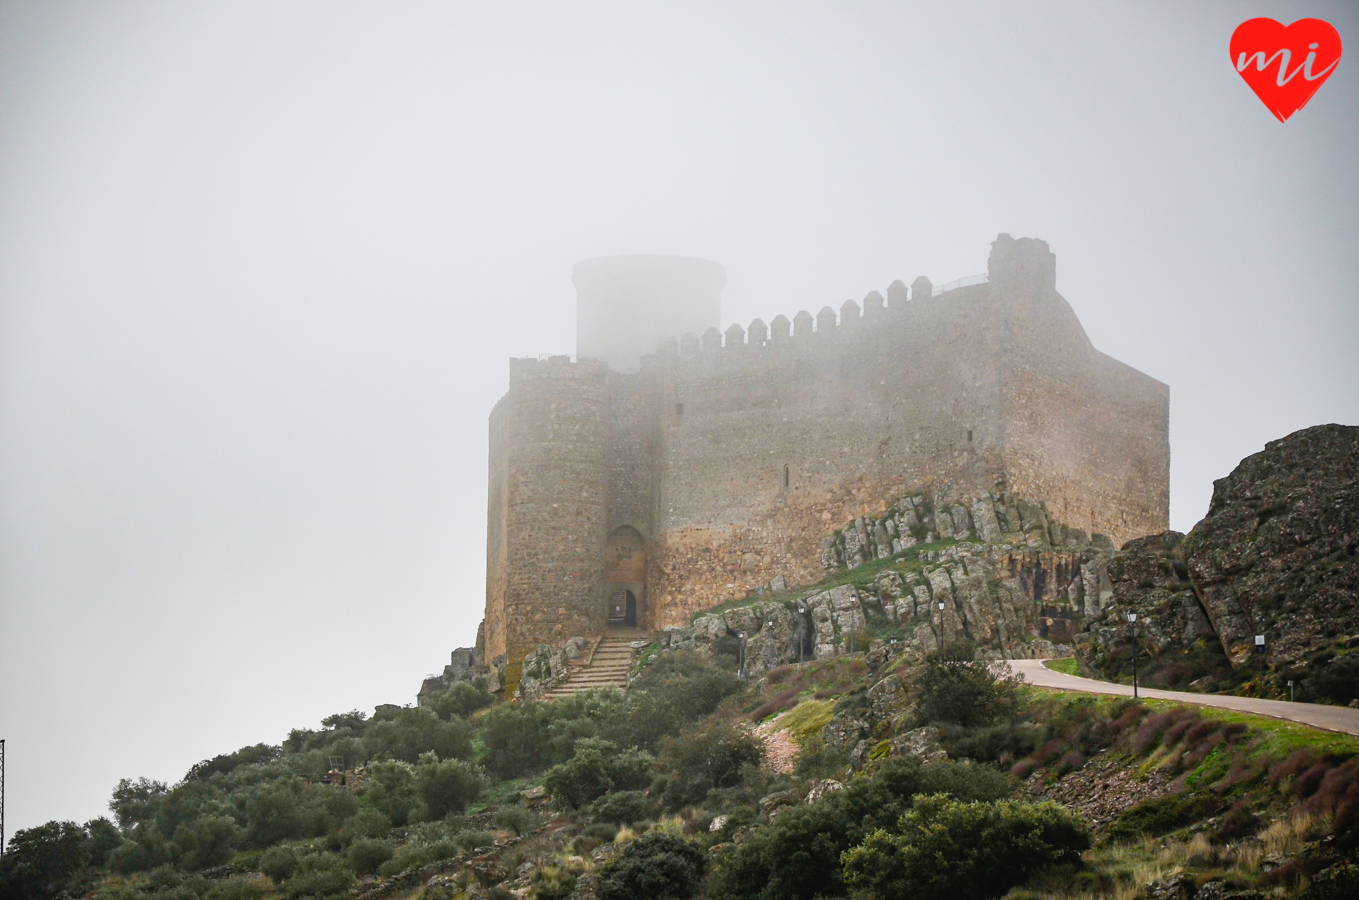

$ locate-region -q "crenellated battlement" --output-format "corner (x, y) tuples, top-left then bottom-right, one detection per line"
(647, 270), (990, 360)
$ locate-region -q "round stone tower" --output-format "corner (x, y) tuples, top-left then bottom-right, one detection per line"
(573, 255), (725, 372)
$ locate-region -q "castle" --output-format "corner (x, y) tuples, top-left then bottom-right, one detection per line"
(482, 234), (1169, 688)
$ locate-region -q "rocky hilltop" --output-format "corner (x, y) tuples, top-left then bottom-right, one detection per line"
(1078, 424), (1359, 701)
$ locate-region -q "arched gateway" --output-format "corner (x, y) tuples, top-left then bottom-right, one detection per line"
(605, 525), (646, 628)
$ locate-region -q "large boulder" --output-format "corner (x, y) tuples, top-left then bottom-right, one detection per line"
(1181, 424), (1358, 669)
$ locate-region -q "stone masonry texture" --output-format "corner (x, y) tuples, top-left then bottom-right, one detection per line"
(483, 235), (1170, 691)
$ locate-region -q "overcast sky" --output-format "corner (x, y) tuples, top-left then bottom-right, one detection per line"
(2, 1), (1356, 836)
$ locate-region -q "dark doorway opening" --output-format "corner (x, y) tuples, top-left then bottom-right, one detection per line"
(607, 589), (638, 627)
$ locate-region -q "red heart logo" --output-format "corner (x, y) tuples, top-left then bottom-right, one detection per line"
(1231, 18), (1343, 121)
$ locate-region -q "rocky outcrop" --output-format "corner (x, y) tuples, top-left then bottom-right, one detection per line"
(1077, 425), (1359, 693)
(417, 623), (497, 705)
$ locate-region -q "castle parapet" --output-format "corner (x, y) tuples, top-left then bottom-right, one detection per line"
(724, 322), (745, 348)
(793, 310), (814, 338)
(911, 276), (933, 301)
(771, 315), (791, 342)
(863, 291), (885, 319)
(703, 327), (722, 352)
(839, 299), (860, 326)
(748, 318), (768, 345)
(887, 280), (909, 310)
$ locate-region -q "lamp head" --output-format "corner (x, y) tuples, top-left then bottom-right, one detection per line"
(1125, 611), (1137, 623)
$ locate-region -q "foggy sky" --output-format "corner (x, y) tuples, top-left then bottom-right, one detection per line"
(2, 1), (1356, 835)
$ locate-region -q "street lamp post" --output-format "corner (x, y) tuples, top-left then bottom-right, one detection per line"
(767, 621), (775, 669)
(1287, 678), (1295, 703)
(1126, 611), (1139, 700)
(738, 632), (746, 679)
(1255, 634), (1266, 690)
(849, 610), (856, 655)
(937, 599), (946, 641)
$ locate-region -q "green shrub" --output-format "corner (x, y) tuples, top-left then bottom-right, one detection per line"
(491, 805), (540, 836)
(415, 752), (487, 819)
(841, 794), (1089, 900)
(597, 832), (707, 900)
(589, 791), (655, 826)
(259, 845), (299, 882)
(708, 757), (1012, 900)
(1105, 793), (1224, 843)
(911, 642), (1020, 728)
(601, 653), (743, 752)
(364, 707), (473, 764)
(454, 830), (496, 854)
(543, 738), (655, 809)
(336, 807), (392, 845)
(107, 839), (155, 874)
(480, 703), (550, 778)
(363, 760), (423, 826)
(205, 878), (269, 900)
(346, 838), (394, 875)
(427, 679), (495, 721)
(171, 815), (239, 870)
(282, 852), (352, 899)
(658, 720), (763, 810)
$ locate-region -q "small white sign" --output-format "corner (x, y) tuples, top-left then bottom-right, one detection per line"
(1255, 634), (1266, 646)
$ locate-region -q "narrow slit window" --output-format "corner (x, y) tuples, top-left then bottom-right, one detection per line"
(783, 465), (790, 488)
(967, 429), (973, 443)
(675, 403), (683, 417)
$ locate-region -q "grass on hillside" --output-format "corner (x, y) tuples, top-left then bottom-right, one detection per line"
(1045, 658), (1081, 676)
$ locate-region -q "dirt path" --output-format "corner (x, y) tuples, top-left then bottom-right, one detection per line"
(1009, 659), (1359, 736)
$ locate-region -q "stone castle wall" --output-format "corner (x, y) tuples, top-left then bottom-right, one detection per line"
(484, 235), (1170, 687)
(484, 357), (611, 687)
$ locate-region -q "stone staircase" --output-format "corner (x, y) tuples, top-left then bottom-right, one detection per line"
(539, 630), (646, 700)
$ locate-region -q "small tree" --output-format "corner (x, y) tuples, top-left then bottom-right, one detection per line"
(658, 720), (763, 809)
(911, 641), (1020, 728)
(543, 738), (654, 809)
(598, 832), (707, 900)
(415, 752), (487, 819)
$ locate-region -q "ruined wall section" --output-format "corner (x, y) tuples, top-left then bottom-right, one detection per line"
(645, 285), (1009, 626)
(489, 357), (610, 691)
(986, 235), (1170, 547)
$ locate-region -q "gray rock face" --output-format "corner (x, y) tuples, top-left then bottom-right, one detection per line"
(1077, 425), (1359, 692)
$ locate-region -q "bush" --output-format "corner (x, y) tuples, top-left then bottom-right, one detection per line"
(589, 791), (655, 826)
(346, 838), (394, 875)
(841, 794), (1090, 900)
(427, 679), (496, 721)
(1105, 793), (1224, 843)
(911, 642), (1020, 728)
(282, 852), (352, 899)
(206, 878), (269, 900)
(480, 703), (549, 778)
(259, 845), (299, 882)
(597, 832), (707, 900)
(415, 752), (487, 819)
(658, 721), (764, 809)
(364, 707), (474, 764)
(336, 807), (392, 846)
(363, 760), (423, 827)
(601, 653), (744, 752)
(171, 815), (239, 870)
(543, 739), (655, 809)
(454, 830), (496, 854)
(491, 805), (540, 836)
(708, 758), (1011, 900)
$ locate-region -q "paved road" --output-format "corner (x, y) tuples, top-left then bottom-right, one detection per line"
(1009, 659), (1359, 737)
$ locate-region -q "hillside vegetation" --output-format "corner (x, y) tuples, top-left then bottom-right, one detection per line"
(6, 640), (1358, 900)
